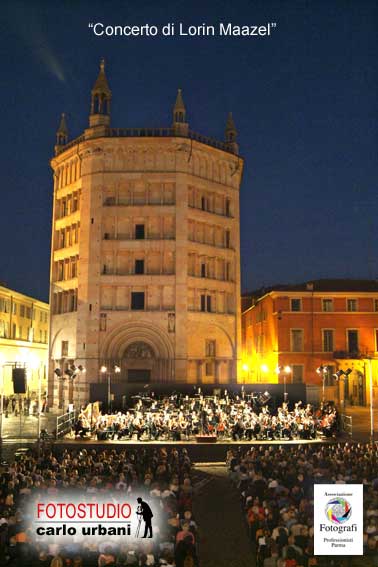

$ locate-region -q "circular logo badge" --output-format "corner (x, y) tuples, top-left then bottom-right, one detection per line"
(325, 497), (352, 524)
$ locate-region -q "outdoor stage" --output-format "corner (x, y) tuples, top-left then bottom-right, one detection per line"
(53, 436), (335, 463)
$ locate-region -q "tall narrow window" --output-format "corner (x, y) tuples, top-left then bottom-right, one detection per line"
(131, 292), (145, 310)
(198, 294), (213, 312)
(135, 224), (145, 239)
(290, 298), (301, 312)
(291, 329), (304, 352)
(100, 313), (107, 331)
(322, 299), (333, 312)
(347, 330), (358, 353)
(135, 259), (145, 274)
(322, 329), (334, 352)
(201, 196), (208, 211)
(206, 340), (216, 357)
(201, 263), (206, 278)
(225, 262), (230, 281)
(292, 365), (304, 383)
(347, 299), (357, 312)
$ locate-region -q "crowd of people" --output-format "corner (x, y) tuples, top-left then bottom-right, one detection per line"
(75, 392), (338, 442)
(2, 395), (48, 417)
(0, 447), (200, 567)
(228, 443), (378, 566)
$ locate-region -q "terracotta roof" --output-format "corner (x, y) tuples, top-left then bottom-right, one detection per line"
(243, 279), (378, 299)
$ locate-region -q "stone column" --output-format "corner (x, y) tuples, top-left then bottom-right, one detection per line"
(215, 360), (221, 384)
(197, 360), (204, 384)
(228, 360), (236, 383)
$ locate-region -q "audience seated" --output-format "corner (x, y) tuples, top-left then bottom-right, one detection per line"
(0, 447), (200, 567)
(228, 443), (378, 567)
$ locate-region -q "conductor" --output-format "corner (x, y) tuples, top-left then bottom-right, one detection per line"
(136, 497), (153, 538)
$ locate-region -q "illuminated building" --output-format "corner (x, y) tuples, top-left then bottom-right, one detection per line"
(49, 60), (243, 407)
(242, 280), (378, 406)
(0, 284), (48, 396)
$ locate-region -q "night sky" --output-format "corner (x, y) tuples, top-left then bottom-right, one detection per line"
(1, 0), (377, 302)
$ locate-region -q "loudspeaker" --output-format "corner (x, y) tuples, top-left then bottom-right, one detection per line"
(12, 368), (26, 394)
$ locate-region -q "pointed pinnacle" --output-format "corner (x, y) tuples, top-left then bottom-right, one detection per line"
(174, 89), (186, 112)
(57, 112), (68, 135)
(226, 112), (236, 132)
(92, 58), (111, 95)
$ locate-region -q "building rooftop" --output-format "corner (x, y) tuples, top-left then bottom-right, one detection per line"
(55, 127), (236, 156)
(55, 60), (239, 157)
(243, 279), (378, 303)
(0, 283), (49, 307)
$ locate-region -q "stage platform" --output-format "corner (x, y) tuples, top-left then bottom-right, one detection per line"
(53, 436), (335, 463)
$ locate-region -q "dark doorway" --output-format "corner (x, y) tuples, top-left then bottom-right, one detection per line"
(128, 369), (151, 383)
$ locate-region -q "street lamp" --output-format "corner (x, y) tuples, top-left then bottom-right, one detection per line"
(54, 368), (66, 413)
(0, 353), (5, 442)
(27, 354), (41, 439)
(100, 365), (111, 412)
(100, 365), (120, 413)
(276, 365), (291, 402)
(317, 365), (330, 402)
(70, 364), (86, 410)
(242, 363), (250, 383)
(366, 357), (374, 442)
(334, 368), (352, 411)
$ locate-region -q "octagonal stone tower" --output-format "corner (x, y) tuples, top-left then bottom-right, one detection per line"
(49, 60), (244, 408)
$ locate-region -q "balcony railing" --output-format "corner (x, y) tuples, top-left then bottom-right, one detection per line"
(188, 272), (233, 283)
(100, 306), (174, 312)
(103, 233), (175, 241)
(55, 135), (85, 155)
(188, 237), (234, 251)
(188, 204), (233, 219)
(188, 307), (236, 315)
(55, 128), (236, 156)
(101, 269), (174, 276)
(103, 198), (175, 207)
(333, 350), (362, 359)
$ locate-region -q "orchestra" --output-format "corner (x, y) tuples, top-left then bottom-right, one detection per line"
(75, 391), (338, 442)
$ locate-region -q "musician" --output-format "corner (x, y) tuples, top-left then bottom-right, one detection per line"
(232, 417), (245, 441)
(79, 392), (335, 443)
(75, 413), (90, 438)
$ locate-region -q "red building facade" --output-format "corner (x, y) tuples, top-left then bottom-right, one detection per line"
(242, 280), (378, 406)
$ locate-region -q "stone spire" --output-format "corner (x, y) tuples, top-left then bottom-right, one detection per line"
(225, 112), (238, 154)
(89, 58), (111, 128)
(172, 89), (188, 136)
(55, 113), (68, 155)
(173, 89), (186, 122)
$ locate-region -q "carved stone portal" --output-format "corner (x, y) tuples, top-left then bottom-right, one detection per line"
(124, 342), (154, 359)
